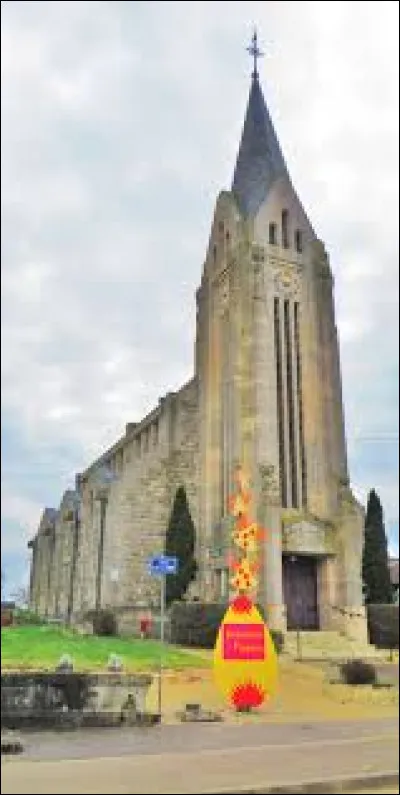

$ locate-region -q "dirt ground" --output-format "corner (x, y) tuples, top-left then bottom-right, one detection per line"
(145, 658), (399, 724)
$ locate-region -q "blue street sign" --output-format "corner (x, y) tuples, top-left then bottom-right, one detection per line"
(148, 555), (178, 576)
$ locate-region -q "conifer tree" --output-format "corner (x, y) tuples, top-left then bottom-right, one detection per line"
(164, 486), (197, 607)
(362, 489), (393, 604)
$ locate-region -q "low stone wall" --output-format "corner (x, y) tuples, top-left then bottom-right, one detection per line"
(1, 671), (155, 730)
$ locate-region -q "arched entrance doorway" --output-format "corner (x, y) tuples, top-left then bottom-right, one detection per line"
(283, 554), (319, 630)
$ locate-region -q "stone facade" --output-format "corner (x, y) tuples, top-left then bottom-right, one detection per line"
(30, 379), (199, 623)
(28, 63), (367, 641)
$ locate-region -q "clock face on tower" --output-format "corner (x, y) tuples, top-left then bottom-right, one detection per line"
(273, 263), (301, 298)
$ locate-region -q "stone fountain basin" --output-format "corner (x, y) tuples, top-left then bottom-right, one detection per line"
(1, 671), (155, 730)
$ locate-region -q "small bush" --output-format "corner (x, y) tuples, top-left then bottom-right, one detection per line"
(340, 659), (377, 686)
(85, 608), (118, 637)
(14, 609), (46, 626)
(367, 604), (399, 650)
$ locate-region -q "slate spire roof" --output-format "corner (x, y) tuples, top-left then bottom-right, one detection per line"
(232, 70), (290, 218)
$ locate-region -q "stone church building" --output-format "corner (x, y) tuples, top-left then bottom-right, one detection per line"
(28, 50), (367, 640)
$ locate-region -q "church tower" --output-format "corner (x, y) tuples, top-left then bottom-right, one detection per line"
(196, 33), (367, 640)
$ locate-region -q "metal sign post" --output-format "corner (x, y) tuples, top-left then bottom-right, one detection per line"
(148, 555), (178, 721)
(158, 573), (165, 717)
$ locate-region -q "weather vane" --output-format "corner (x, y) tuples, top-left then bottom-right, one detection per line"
(247, 29), (264, 77)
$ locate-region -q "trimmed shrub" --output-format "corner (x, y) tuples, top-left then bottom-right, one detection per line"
(169, 602), (284, 653)
(85, 608), (117, 637)
(367, 604), (399, 650)
(13, 609), (46, 626)
(340, 659), (377, 686)
(170, 602), (224, 648)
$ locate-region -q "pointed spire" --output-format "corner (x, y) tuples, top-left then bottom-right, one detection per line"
(232, 32), (290, 218)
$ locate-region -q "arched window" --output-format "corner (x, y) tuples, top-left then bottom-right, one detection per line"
(295, 229), (303, 253)
(269, 222), (277, 245)
(282, 209), (290, 249)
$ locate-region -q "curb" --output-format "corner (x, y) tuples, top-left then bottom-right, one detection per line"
(199, 770), (399, 793)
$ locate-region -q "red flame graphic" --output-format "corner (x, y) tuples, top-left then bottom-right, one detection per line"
(231, 681), (266, 709)
(231, 594), (253, 614)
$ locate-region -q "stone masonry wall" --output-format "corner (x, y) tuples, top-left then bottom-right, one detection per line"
(69, 379), (199, 619)
(28, 509), (57, 617)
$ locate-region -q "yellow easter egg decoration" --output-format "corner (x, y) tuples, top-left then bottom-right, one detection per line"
(213, 596), (278, 710)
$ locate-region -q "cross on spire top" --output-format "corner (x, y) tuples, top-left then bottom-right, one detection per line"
(246, 28), (264, 78)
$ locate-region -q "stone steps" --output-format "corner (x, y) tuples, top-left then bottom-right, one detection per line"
(283, 631), (389, 660)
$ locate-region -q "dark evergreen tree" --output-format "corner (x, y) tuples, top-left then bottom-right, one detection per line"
(362, 489), (393, 604)
(164, 486), (197, 607)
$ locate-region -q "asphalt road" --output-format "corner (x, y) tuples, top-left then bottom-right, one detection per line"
(1, 719), (398, 794)
(3, 716), (398, 761)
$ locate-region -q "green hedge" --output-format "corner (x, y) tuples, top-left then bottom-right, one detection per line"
(13, 609), (46, 626)
(367, 604), (399, 649)
(169, 601), (284, 653)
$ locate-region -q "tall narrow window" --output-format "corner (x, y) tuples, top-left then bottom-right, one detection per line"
(269, 222), (277, 245)
(282, 209), (290, 249)
(274, 298), (287, 507)
(295, 229), (303, 253)
(220, 568), (228, 600)
(284, 300), (298, 508)
(89, 490), (94, 521)
(225, 231), (231, 258)
(294, 302), (307, 508)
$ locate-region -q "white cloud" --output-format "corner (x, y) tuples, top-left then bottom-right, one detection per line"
(1, 492), (42, 554)
(1, 0), (399, 589)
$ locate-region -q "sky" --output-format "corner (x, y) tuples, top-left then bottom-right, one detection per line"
(1, 0), (399, 598)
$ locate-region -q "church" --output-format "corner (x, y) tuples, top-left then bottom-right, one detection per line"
(28, 36), (367, 641)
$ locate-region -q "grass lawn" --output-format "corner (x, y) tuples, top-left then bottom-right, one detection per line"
(2, 627), (398, 724)
(1, 625), (209, 672)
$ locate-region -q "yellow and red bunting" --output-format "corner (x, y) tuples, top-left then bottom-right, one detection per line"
(213, 465), (279, 711)
(230, 557), (259, 593)
(228, 492), (250, 517)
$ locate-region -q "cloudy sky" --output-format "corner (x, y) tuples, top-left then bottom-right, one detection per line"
(1, 0), (399, 597)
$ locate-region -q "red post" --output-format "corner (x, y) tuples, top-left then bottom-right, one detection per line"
(139, 615), (152, 639)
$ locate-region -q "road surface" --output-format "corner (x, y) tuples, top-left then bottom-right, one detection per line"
(1, 718), (398, 794)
